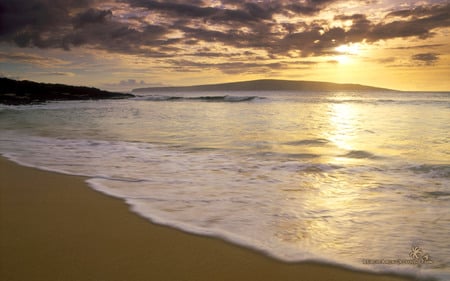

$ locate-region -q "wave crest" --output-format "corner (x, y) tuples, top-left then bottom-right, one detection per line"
(137, 95), (264, 102)
(340, 150), (376, 159)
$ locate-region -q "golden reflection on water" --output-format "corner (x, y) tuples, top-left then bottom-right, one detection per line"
(275, 99), (404, 255)
(276, 168), (394, 256)
(327, 102), (358, 151)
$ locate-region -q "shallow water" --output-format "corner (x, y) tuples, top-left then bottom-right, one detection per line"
(1, 91), (449, 279)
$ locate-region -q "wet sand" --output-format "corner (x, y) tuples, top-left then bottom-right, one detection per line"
(0, 156), (415, 281)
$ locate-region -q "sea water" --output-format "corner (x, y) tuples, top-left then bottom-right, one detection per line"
(0, 91), (449, 280)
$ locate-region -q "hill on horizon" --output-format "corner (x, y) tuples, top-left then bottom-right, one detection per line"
(132, 79), (395, 93)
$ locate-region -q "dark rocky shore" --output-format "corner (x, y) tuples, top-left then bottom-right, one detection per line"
(0, 78), (134, 105)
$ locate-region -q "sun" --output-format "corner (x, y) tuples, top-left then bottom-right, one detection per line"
(335, 43), (360, 55)
(333, 43), (361, 64)
(335, 55), (350, 64)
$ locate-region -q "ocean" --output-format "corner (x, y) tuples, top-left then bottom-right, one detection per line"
(0, 90), (449, 280)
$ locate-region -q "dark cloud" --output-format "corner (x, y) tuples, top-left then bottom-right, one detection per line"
(0, 51), (66, 66)
(126, 0), (285, 25)
(411, 53), (439, 65)
(323, 4), (450, 46)
(163, 57), (317, 74)
(0, 0), (342, 54)
(285, 0), (337, 15)
(377, 57), (396, 64)
(333, 13), (371, 42)
(388, 44), (445, 50)
(0, 0), (94, 37)
(0, 0), (449, 67)
(0, 0), (173, 54)
(64, 18), (170, 52)
(386, 4), (447, 19)
(165, 59), (291, 74)
(73, 8), (113, 27)
(127, 0), (218, 19)
(370, 4), (450, 41)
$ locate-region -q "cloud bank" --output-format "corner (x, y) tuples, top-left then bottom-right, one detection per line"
(1, 0), (449, 58)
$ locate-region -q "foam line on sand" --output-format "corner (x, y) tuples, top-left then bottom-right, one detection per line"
(0, 157), (416, 281)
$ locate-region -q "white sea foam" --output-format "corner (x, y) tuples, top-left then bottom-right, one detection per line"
(1, 91), (449, 280)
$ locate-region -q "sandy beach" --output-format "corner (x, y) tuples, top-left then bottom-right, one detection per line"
(0, 156), (415, 281)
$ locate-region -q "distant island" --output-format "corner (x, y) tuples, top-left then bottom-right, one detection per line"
(133, 79), (395, 93)
(0, 78), (134, 105)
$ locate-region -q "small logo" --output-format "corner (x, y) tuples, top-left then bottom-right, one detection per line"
(409, 246), (422, 259)
(409, 246), (432, 264)
(422, 254), (431, 262)
(362, 245), (433, 265)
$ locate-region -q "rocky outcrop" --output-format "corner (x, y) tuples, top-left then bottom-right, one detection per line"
(0, 78), (134, 105)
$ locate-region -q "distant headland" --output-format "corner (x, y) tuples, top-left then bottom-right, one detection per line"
(0, 78), (134, 105)
(133, 79), (395, 93)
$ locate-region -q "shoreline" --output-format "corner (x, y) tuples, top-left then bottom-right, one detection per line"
(1, 156), (417, 281)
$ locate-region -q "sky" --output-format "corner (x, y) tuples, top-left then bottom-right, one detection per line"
(0, 0), (449, 91)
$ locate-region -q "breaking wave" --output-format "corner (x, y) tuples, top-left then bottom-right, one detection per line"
(136, 95), (264, 102)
